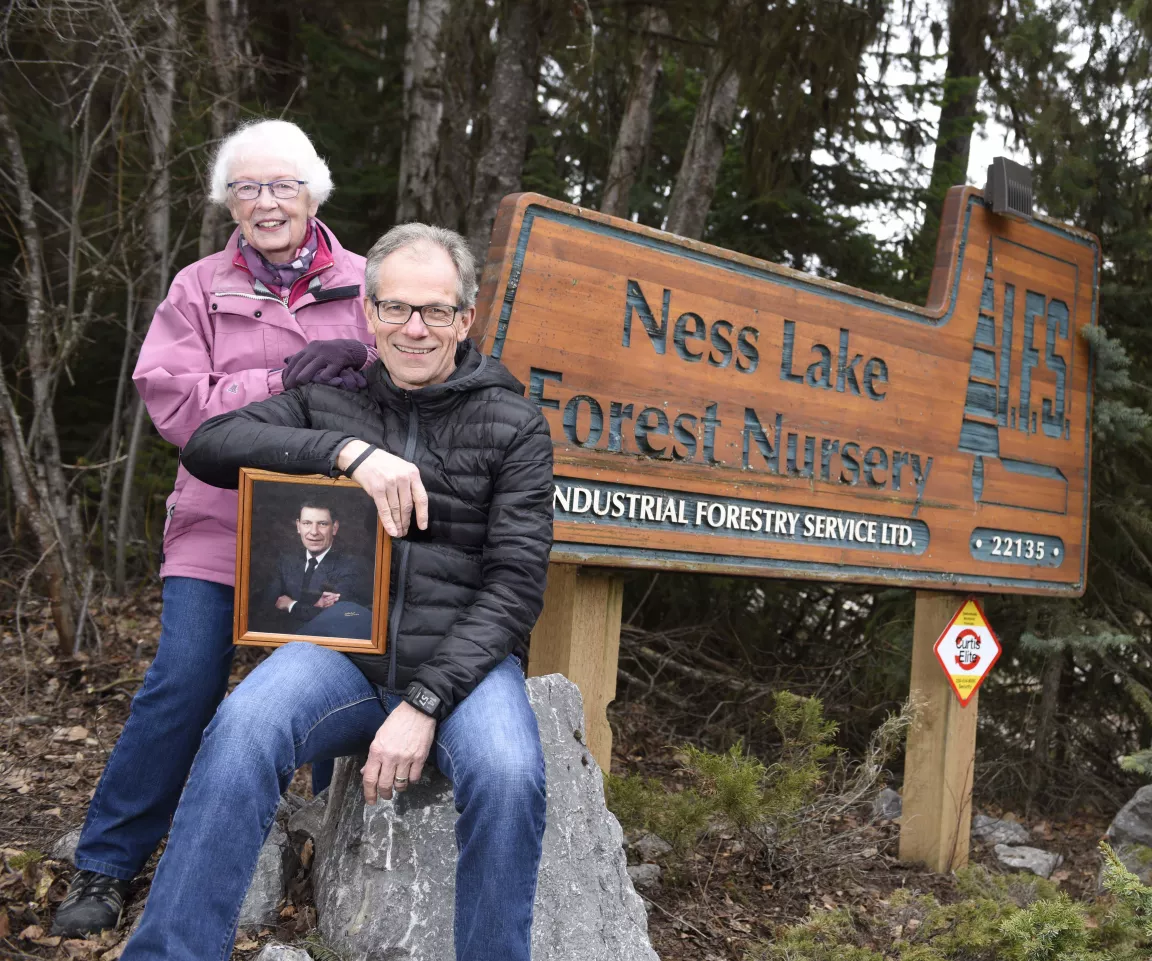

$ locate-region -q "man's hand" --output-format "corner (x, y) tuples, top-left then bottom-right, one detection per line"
(336, 441), (429, 538)
(275, 595), (295, 611)
(361, 702), (436, 805)
(314, 591), (340, 609)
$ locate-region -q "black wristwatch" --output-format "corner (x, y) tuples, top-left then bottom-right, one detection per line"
(403, 681), (442, 719)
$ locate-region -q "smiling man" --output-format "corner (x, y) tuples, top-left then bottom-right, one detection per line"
(119, 224), (554, 961)
(252, 500), (372, 636)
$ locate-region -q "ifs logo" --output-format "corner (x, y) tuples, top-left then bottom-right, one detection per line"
(957, 241), (1075, 515)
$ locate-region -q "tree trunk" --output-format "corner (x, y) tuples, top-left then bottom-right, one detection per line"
(0, 375), (80, 658)
(1027, 649), (1065, 811)
(143, 0), (178, 309)
(908, 0), (998, 289)
(397, 0), (451, 223)
(101, 268), (138, 575)
(199, 190), (226, 260)
(600, 7), (668, 219)
(199, 0), (245, 258)
(115, 0), (177, 590)
(115, 395), (149, 592)
(928, 0), (996, 199)
(664, 46), (740, 240)
(0, 105), (84, 656)
(464, 0), (547, 259)
(432, 0), (495, 231)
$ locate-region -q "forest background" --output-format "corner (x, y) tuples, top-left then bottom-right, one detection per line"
(3, 0), (1152, 827)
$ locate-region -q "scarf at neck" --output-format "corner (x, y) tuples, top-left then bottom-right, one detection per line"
(238, 221), (318, 291)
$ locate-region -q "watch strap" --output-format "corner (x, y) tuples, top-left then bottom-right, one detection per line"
(343, 444), (377, 479)
(404, 681), (442, 719)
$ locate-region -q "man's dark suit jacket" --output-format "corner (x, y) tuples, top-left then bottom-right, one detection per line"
(254, 548), (371, 633)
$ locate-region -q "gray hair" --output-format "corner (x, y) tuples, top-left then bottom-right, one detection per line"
(209, 119), (334, 207)
(364, 224), (478, 308)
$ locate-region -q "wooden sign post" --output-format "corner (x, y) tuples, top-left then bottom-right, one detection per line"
(474, 186), (1099, 864)
(527, 565), (624, 768)
(900, 592), (977, 872)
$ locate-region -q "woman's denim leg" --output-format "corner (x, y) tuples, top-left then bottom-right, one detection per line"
(310, 757), (334, 795)
(121, 642), (385, 961)
(434, 656), (547, 961)
(74, 577), (236, 880)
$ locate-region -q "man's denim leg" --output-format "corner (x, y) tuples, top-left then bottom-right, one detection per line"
(122, 642), (384, 961)
(433, 656), (546, 961)
(74, 577), (236, 880)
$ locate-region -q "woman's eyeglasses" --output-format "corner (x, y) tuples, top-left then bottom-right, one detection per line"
(227, 179), (308, 201)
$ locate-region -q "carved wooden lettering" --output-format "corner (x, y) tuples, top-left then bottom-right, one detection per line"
(474, 188), (1098, 595)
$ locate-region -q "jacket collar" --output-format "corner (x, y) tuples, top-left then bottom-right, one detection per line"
(210, 218), (362, 308)
(368, 340), (522, 407)
(231, 221), (334, 308)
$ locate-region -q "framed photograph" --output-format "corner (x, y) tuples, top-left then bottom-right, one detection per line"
(234, 468), (390, 654)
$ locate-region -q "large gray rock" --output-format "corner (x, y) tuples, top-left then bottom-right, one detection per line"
(1104, 785), (1152, 885)
(1104, 842), (1152, 887)
(239, 818), (291, 927)
(313, 674), (658, 961)
(630, 832), (673, 862)
(253, 945), (312, 961)
(871, 788), (902, 821)
(972, 814), (1031, 846)
(627, 863), (662, 891)
(995, 843), (1063, 879)
(1107, 785), (1152, 847)
(239, 797), (301, 927)
(287, 789), (328, 849)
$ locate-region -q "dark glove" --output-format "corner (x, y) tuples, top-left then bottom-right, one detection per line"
(282, 339), (369, 390)
(318, 367), (368, 391)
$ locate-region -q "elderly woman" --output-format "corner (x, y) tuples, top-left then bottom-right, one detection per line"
(52, 119), (374, 938)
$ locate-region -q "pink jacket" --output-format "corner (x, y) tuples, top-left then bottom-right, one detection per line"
(134, 220), (373, 586)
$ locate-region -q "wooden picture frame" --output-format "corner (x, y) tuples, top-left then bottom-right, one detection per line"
(234, 468), (390, 653)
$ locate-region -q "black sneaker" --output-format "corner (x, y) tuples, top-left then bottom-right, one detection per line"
(50, 869), (130, 937)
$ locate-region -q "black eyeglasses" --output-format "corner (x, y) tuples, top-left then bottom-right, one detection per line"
(370, 298), (460, 327)
(227, 179), (308, 201)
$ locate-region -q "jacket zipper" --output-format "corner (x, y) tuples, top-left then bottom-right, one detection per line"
(386, 396), (420, 692)
(214, 290), (289, 308)
(218, 259), (336, 312)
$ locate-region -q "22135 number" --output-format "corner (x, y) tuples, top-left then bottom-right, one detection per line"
(990, 535), (1045, 559)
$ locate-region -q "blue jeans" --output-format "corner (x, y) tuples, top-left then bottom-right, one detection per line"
(122, 645), (546, 961)
(75, 577), (332, 880)
(75, 577), (237, 879)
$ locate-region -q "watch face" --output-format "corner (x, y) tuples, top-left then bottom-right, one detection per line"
(412, 687), (439, 714)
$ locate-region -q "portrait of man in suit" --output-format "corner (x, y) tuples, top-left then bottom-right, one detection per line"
(252, 499), (374, 639)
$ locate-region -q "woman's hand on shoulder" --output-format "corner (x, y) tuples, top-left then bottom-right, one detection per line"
(337, 441), (428, 537)
(283, 339), (369, 390)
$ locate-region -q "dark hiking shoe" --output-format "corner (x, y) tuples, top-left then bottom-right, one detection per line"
(51, 869), (130, 937)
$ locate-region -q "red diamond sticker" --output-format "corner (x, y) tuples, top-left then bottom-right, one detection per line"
(933, 598), (1001, 706)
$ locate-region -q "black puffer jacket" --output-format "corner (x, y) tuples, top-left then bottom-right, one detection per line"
(181, 341), (554, 718)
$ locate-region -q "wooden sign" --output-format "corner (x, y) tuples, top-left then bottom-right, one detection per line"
(474, 187), (1099, 596)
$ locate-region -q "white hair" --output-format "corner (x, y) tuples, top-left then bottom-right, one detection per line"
(365, 224), (478, 308)
(209, 119), (334, 207)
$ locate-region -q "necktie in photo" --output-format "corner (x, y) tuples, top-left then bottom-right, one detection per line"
(302, 556), (318, 591)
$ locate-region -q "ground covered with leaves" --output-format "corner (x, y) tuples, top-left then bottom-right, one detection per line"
(0, 591), (1137, 960)
(0, 591), (316, 959)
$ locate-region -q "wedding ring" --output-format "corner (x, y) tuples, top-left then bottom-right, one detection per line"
(394, 776), (410, 784)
